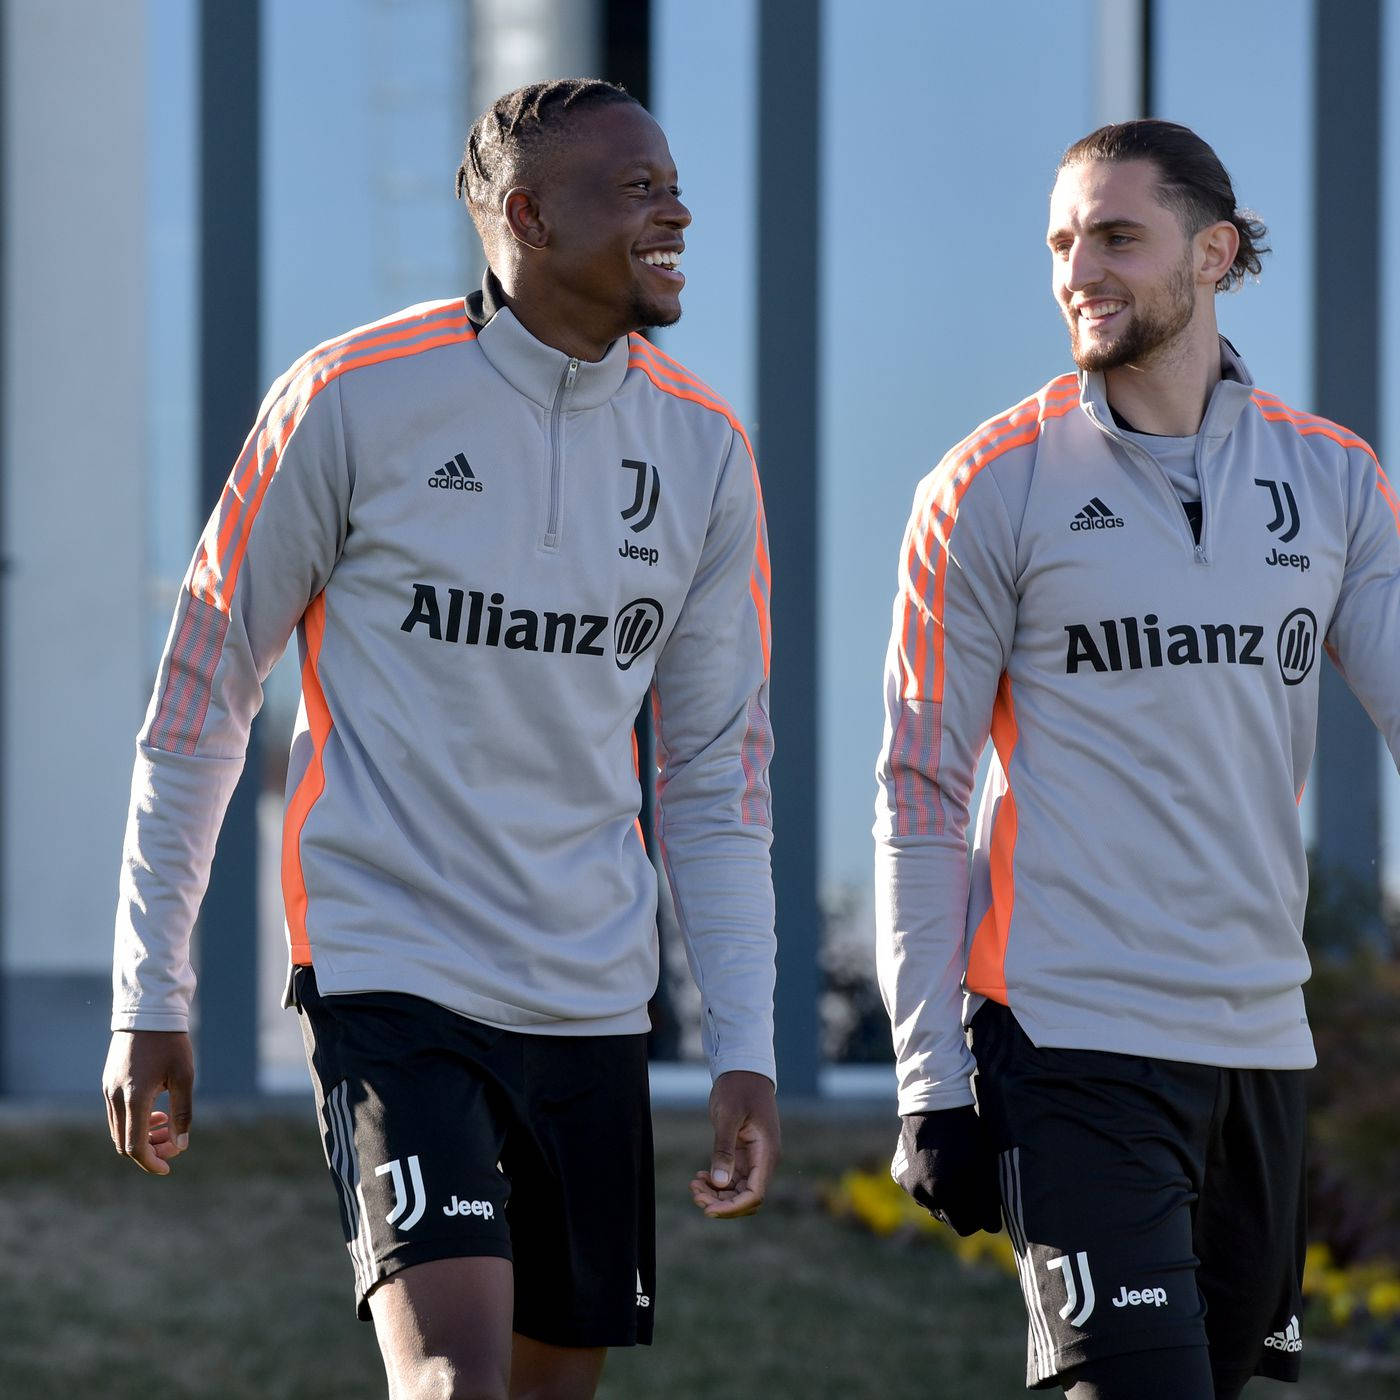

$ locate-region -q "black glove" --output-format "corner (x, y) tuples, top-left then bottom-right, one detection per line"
(891, 1105), (1002, 1236)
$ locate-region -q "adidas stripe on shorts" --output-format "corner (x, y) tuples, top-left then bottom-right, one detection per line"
(969, 999), (1306, 1391)
(293, 966), (656, 1347)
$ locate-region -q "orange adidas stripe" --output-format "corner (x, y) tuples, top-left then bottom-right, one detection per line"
(628, 342), (771, 673)
(966, 672), (1019, 1002)
(900, 384), (1077, 703)
(1250, 392), (1398, 538)
(281, 592), (331, 965)
(213, 305), (473, 578)
(1249, 392), (1378, 461)
(195, 313), (477, 612)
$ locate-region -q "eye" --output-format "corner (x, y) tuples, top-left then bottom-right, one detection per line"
(1106, 233), (1134, 247)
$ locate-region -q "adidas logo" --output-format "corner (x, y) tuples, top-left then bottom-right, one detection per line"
(429, 452), (483, 493)
(1070, 496), (1123, 531)
(1264, 1315), (1302, 1353)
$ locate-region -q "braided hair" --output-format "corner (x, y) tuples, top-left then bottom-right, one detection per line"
(456, 78), (638, 223)
(1058, 120), (1270, 292)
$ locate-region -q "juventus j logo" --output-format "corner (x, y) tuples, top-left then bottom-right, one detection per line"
(376, 1154), (427, 1231)
(1046, 1251), (1097, 1327)
(621, 459), (661, 532)
(1254, 478), (1300, 543)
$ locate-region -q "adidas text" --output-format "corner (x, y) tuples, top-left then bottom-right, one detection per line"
(1065, 615), (1264, 674)
(1070, 497), (1124, 530)
(1111, 1286), (1167, 1309)
(1264, 1316), (1303, 1353)
(443, 1196), (495, 1219)
(430, 453), (481, 492)
(618, 541), (659, 566)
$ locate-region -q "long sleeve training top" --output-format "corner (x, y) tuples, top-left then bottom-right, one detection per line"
(114, 281), (777, 1083)
(876, 341), (1400, 1113)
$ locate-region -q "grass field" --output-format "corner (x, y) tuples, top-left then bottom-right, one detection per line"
(0, 1104), (1394, 1398)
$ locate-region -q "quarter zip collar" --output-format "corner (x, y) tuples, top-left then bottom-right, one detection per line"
(1078, 335), (1256, 443)
(468, 269), (630, 413)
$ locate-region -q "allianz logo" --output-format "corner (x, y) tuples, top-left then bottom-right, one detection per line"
(400, 583), (664, 672)
(1065, 615), (1265, 674)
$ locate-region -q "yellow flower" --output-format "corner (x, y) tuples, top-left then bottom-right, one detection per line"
(1365, 1279), (1400, 1320)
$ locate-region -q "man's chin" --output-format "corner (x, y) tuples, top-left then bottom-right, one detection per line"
(630, 296), (683, 334)
(1070, 331), (1136, 373)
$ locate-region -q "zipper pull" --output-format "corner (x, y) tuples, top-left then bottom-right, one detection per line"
(1194, 544), (1205, 564)
(565, 358), (579, 390)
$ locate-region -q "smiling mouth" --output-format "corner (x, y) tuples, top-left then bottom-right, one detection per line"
(637, 250), (684, 282)
(1075, 300), (1127, 328)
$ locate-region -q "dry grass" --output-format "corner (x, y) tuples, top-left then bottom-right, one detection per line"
(0, 1105), (1390, 1397)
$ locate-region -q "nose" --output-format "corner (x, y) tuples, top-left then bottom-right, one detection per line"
(661, 190), (691, 230)
(1062, 237), (1102, 293)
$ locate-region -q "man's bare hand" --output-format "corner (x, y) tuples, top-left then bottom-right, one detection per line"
(689, 1069), (780, 1218)
(102, 1030), (194, 1176)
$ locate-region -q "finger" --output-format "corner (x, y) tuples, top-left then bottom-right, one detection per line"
(167, 1060), (194, 1155)
(122, 1086), (169, 1177)
(105, 1088), (123, 1155)
(735, 1125), (778, 1205)
(708, 1110), (740, 1190)
(695, 1183), (763, 1219)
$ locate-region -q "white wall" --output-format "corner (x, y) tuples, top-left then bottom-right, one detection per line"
(2, 1), (149, 1088)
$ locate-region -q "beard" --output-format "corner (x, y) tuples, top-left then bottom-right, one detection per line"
(628, 289), (683, 333)
(1067, 253), (1195, 372)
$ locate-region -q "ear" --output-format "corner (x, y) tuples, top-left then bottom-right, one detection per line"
(1196, 219), (1239, 289)
(502, 187), (548, 251)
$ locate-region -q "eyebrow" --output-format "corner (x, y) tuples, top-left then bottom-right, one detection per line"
(1046, 217), (1150, 244)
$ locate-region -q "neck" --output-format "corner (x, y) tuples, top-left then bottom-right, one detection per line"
(492, 273), (617, 363)
(1102, 316), (1223, 436)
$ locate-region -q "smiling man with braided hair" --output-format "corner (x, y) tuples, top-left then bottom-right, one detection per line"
(104, 79), (777, 1400)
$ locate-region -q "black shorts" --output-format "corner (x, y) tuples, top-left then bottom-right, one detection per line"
(293, 967), (655, 1347)
(970, 1000), (1306, 1391)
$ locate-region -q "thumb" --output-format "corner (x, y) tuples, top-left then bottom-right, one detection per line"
(709, 1108), (740, 1189)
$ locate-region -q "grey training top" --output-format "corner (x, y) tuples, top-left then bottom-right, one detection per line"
(876, 340), (1400, 1113)
(113, 283), (777, 1084)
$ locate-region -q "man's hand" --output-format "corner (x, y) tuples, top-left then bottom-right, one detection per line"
(689, 1069), (780, 1218)
(892, 1105), (1002, 1236)
(102, 1030), (195, 1176)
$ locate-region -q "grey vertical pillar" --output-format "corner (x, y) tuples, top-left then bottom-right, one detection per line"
(1093, 0), (1151, 123)
(1312, 0), (1381, 916)
(757, 0), (821, 1097)
(198, 1), (261, 1095)
(467, 0), (602, 288)
(0, 0), (8, 1091)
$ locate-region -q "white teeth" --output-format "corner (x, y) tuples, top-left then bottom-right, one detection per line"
(1080, 302), (1124, 319)
(640, 250), (681, 269)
